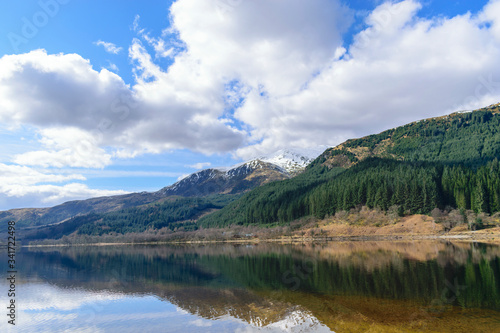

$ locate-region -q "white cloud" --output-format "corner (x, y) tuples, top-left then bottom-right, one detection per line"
(0, 49), (132, 133)
(94, 40), (123, 54)
(3, 1), (500, 164)
(187, 162), (211, 170)
(107, 62), (119, 72)
(144, 35), (175, 58)
(132, 14), (176, 59)
(481, 0), (500, 40)
(168, 0), (351, 96)
(0, 48), (245, 165)
(126, 0), (349, 159)
(14, 127), (112, 168)
(0, 163), (85, 187)
(0, 182), (128, 209)
(0, 0), (352, 168)
(0, 163), (127, 209)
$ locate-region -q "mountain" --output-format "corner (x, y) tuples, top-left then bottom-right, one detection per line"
(314, 103), (500, 169)
(1, 151), (316, 232)
(158, 148), (325, 197)
(158, 159), (290, 197)
(199, 103), (500, 228)
(259, 147), (327, 175)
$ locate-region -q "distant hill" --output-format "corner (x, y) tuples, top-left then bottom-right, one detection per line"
(0, 191), (165, 231)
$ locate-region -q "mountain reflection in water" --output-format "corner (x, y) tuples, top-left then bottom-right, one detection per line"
(1, 241), (499, 332)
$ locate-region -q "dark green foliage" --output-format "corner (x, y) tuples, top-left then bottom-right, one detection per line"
(200, 158), (500, 227)
(204, 250), (500, 309)
(24, 194), (241, 239)
(76, 195), (240, 236)
(307, 159), (443, 218)
(343, 109), (500, 166)
(441, 159), (500, 213)
(198, 164), (344, 228)
(23, 214), (100, 240)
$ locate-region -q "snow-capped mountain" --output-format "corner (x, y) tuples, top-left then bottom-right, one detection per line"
(259, 147), (328, 175)
(159, 148), (326, 197)
(159, 159), (289, 197)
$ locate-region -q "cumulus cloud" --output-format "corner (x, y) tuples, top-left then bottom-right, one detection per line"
(232, 0), (500, 158)
(0, 0), (361, 167)
(0, 50), (132, 132)
(0, 48), (245, 164)
(168, 0), (351, 96)
(94, 40), (123, 54)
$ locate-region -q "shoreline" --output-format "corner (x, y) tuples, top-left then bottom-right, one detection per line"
(5, 213), (498, 248)
(20, 229), (500, 248)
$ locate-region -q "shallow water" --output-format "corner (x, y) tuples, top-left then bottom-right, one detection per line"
(1, 241), (499, 332)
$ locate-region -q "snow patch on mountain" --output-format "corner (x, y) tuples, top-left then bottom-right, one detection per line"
(259, 147), (328, 174)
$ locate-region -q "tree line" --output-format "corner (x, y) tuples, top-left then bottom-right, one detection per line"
(199, 158), (500, 227)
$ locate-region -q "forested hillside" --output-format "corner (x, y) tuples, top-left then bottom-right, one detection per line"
(199, 104), (500, 228)
(316, 103), (500, 168)
(23, 194), (239, 240)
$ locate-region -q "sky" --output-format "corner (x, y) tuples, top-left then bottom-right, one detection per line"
(0, 0), (499, 210)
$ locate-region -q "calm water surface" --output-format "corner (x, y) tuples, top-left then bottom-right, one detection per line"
(1, 241), (499, 332)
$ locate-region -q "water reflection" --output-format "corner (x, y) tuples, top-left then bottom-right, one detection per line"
(1, 241), (499, 332)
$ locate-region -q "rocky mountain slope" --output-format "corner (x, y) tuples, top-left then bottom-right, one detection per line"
(159, 159), (290, 197)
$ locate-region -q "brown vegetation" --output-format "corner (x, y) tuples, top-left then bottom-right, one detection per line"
(25, 205), (500, 247)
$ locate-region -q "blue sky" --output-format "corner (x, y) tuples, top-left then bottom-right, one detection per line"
(0, 0), (498, 210)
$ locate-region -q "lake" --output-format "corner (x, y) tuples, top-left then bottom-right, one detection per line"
(1, 241), (499, 332)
